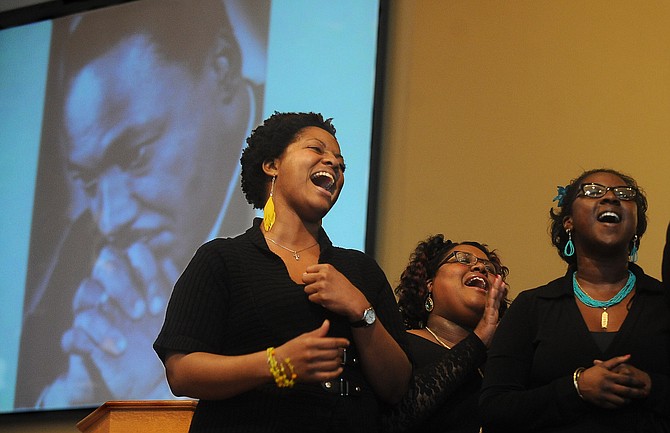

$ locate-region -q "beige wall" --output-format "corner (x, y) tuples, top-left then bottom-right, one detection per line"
(3, 0), (670, 431)
(377, 0), (670, 299)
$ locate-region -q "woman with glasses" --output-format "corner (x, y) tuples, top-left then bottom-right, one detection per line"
(480, 168), (670, 432)
(381, 234), (508, 433)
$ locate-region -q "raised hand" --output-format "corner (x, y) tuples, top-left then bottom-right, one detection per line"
(473, 274), (507, 347)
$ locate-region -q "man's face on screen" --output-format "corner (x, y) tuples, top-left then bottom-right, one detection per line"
(63, 34), (249, 265)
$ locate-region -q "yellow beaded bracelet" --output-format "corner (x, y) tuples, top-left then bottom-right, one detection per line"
(573, 367), (585, 399)
(266, 347), (297, 388)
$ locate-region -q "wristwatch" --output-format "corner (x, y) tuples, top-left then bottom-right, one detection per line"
(350, 306), (376, 328)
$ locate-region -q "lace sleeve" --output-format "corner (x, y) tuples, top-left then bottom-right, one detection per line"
(380, 333), (487, 432)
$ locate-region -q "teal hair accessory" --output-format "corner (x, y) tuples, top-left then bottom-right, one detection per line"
(553, 186), (567, 207)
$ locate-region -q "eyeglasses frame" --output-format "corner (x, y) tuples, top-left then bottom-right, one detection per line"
(578, 183), (638, 201)
(438, 250), (499, 275)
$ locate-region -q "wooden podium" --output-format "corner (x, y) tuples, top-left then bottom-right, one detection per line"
(76, 400), (197, 433)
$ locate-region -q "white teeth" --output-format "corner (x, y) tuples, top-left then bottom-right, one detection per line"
(465, 276), (488, 290)
(598, 211), (621, 223)
(313, 171), (334, 181)
(311, 171), (335, 191)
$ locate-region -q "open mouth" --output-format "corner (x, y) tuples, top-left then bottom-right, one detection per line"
(465, 275), (488, 291)
(597, 211), (621, 223)
(311, 171), (335, 193)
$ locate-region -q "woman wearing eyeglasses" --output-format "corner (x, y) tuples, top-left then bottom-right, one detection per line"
(381, 234), (508, 433)
(480, 168), (670, 432)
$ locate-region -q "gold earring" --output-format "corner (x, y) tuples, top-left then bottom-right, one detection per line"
(263, 175), (276, 232)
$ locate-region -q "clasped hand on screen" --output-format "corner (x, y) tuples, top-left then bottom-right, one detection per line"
(40, 243), (175, 405)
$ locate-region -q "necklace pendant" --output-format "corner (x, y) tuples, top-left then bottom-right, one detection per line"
(293, 251), (300, 260)
(601, 308), (608, 330)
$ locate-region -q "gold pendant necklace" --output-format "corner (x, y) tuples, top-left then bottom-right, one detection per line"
(265, 237), (318, 260)
(573, 271), (635, 330)
(575, 279), (610, 329)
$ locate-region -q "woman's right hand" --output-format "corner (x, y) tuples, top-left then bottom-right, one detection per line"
(164, 320), (350, 400)
(474, 274), (507, 347)
(275, 320), (350, 383)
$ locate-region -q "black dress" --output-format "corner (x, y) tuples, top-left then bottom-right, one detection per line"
(154, 218), (408, 433)
(381, 332), (487, 433)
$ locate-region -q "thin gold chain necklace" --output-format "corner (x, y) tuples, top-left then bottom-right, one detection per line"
(265, 237), (318, 261)
(425, 326), (484, 379)
(425, 326), (452, 349)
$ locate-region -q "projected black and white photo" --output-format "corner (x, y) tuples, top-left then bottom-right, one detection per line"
(15, 0), (268, 409)
(0, 0), (381, 413)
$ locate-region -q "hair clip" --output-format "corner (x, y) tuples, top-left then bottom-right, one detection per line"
(553, 185), (567, 207)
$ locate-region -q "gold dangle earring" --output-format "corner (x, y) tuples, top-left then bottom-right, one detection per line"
(263, 175), (276, 232)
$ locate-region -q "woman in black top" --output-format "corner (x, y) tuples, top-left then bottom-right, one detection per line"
(154, 112), (411, 432)
(382, 234), (508, 432)
(480, 168), (670, 432)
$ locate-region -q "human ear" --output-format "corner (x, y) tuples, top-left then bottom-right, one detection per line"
(563, 216), (573, 232)
(262, 159), (278, 177)
(211, 33), (242, 104)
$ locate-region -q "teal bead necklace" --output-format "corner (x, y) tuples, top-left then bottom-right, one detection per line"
(572, 270), (636, 330)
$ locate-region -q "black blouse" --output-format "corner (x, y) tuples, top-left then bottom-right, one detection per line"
(154, 219), (408, 433)
(480, 264), (670, 432)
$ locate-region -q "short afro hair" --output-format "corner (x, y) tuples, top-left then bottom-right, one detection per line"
(240, 112), (337, 208)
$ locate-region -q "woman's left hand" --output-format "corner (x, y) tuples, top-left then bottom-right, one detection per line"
(302, 264), (369, 322)
(474, 274), (508, 347)
(594, 357), (652, 398)
(579, 355), (651, 408)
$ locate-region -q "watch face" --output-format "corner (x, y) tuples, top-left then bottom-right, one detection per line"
(364, 308), (376, 325)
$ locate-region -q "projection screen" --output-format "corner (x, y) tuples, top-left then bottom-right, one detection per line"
(0, 0), (383, 412)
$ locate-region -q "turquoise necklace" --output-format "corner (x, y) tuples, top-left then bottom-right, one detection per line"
(572, 270), (635, 330)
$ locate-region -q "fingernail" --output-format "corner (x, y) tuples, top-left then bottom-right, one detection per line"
(102, 335), (127, 356)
